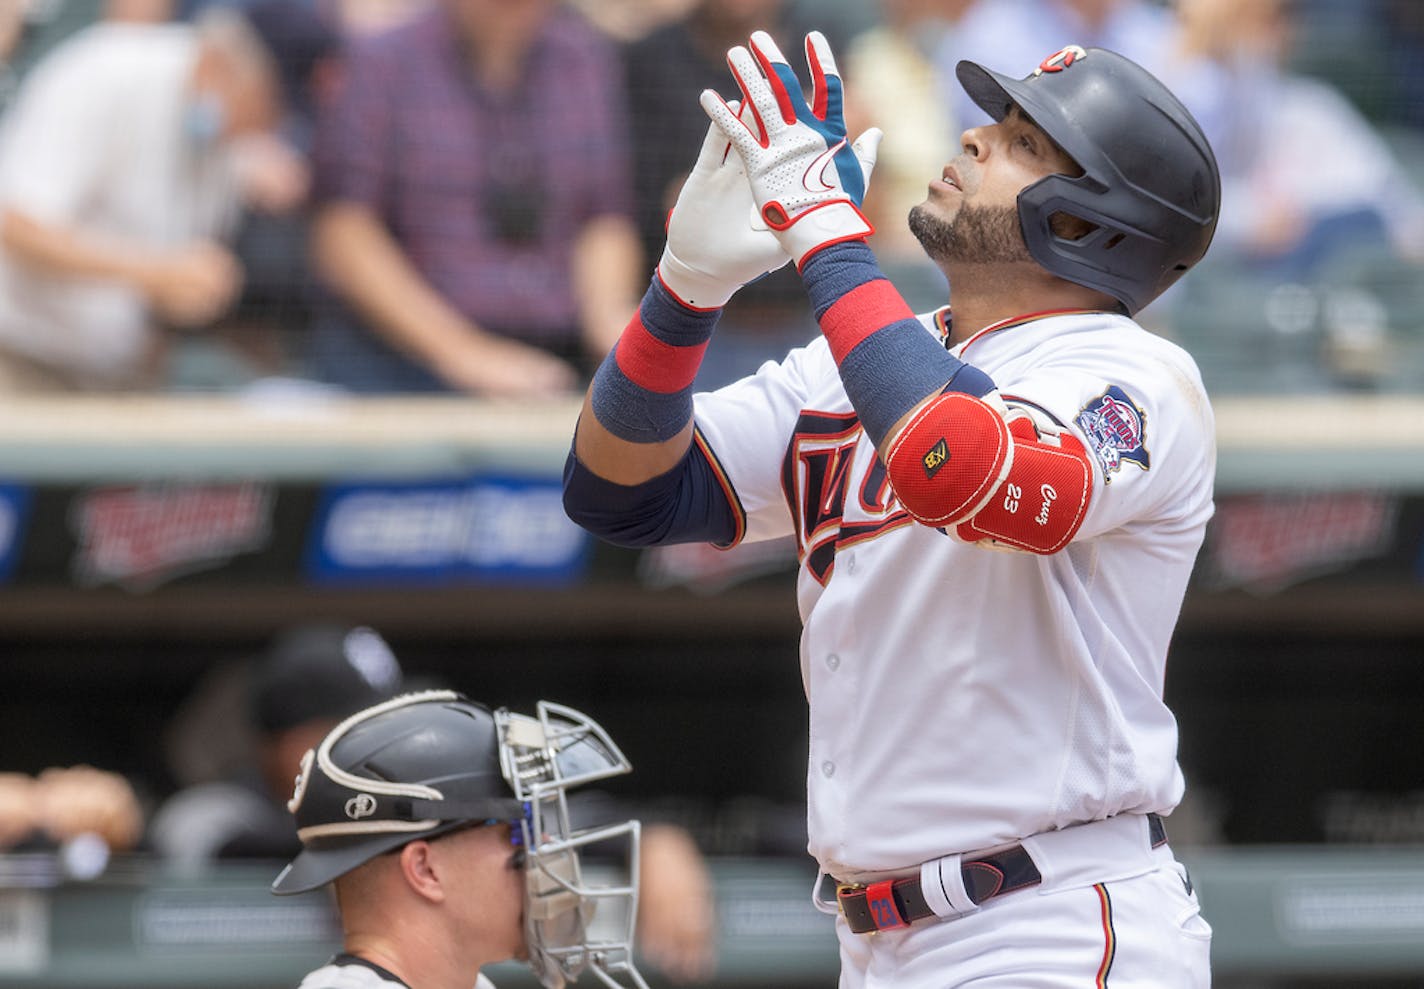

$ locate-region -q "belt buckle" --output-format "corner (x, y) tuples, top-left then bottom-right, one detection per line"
(834, 881), (870, 934)
(835, 880), (862, 920)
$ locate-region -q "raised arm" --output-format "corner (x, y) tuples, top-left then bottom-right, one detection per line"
(570, 107), (792, 485)
(705, 31), (1093, 554)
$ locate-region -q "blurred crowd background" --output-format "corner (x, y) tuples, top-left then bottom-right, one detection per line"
(1, 1), (1423, 986)
(2, 0), (1422, 401)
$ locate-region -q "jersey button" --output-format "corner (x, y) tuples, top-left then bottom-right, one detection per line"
(821, 760), (836, 778)
(825, 653), (840, 671)
(844, 553), (856, 574)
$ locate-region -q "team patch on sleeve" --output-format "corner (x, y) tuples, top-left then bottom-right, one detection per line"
(1075, 385), (1149, 479)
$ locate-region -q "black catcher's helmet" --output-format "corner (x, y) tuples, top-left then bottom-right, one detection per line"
(271, 691), (649, 989)
(272, 691), (523, 895)
(957, 45), (1220, 315)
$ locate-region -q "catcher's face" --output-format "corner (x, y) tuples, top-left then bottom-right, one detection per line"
(438, 822), (528, 959)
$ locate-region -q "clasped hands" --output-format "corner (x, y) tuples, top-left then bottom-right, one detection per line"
(657, 31), (882, 311)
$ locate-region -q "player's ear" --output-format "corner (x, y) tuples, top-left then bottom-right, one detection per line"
(398, 840), (446, 903)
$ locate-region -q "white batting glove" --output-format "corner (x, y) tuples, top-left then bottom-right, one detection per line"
(700, 31), (882, 268)
(657, 102), (790, 310)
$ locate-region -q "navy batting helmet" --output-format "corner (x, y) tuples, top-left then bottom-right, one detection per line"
(957, 45), (1220, 315)
(272, 691), (523, 895)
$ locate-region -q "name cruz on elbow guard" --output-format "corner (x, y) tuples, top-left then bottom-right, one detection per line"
(1000, 482), (1059, 526)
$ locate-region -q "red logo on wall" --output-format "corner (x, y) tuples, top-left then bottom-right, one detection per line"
(70, 483), (274, 590)
(1202, 491), (1399, 594)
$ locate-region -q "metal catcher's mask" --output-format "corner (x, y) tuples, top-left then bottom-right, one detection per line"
(497, 701), (649, 989)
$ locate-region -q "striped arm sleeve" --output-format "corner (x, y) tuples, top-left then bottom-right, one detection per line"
(800, 242), (994, 447)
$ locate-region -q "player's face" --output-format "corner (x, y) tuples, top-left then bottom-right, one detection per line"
(909, 106), (1080, 264)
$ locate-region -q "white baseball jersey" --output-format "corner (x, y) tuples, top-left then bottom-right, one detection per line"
(295, 956), (497, 988)
(693, 308), (1215, 880)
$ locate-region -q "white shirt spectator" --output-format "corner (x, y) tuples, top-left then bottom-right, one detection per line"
(0, 23), (239, 386)
(1177, 59), (1424, 261)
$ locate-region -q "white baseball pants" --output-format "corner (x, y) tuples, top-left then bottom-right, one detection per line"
(833, 819), (1211, 988)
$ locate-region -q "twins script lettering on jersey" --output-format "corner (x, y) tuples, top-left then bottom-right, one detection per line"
(782, 411), (912, 584)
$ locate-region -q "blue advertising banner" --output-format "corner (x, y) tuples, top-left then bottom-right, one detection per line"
(0, 484), (30, 582)
(304, 474), (590, 585)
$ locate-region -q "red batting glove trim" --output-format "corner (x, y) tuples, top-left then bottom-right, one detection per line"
(808, 41), (829, 119)
(654, 265), (725, 313)
(751, 37), (798, 125)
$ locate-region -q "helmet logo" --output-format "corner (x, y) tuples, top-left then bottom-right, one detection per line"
(1034, 45), (1088, 76)
(345, 793), (378, 820)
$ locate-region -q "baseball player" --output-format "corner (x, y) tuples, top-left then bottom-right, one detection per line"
(564, 31), (1220, 988)
(271, 690), (651, 989)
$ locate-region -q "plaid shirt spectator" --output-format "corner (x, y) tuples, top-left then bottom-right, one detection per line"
(311, 4), (633, 372)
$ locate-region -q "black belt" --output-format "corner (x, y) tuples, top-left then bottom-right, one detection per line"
(837, 813), (1167, 934)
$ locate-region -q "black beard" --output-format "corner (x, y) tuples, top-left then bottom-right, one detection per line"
(908, 202), (1033, 265)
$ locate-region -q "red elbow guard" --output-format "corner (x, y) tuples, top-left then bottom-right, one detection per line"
(884, 392), (1013, 526)
(955, 414), (1094, 554)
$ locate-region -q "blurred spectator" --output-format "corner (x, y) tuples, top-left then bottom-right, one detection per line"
(934, 0), (1175, 129)
(843, 0), (972, 308)
(0, 1), (23, 114)
(1381, 0), (1424, 131)
(1167, 0), (1424, 276)
(0, 773), (31, 848)
(633, 823), (716, 982)
(306, 0), (641, 396)
(0, 2), (327, 391)
(184, 0), (425, 40)
(3, 0), (180, 93)
(2, 1), (169, 118)
(150, 623), (405, 866)
(321, 0), (428, 37)
(566, 0), (696, 43)
(106, 0), (179, 20)
(172, 0), (342, 388)
(0, 766), (144, 855)
(624, 0), (853, 387)
(0, 1), (25, 54)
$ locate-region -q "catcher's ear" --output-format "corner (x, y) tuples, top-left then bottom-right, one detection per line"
(399, 840), (445, 902)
